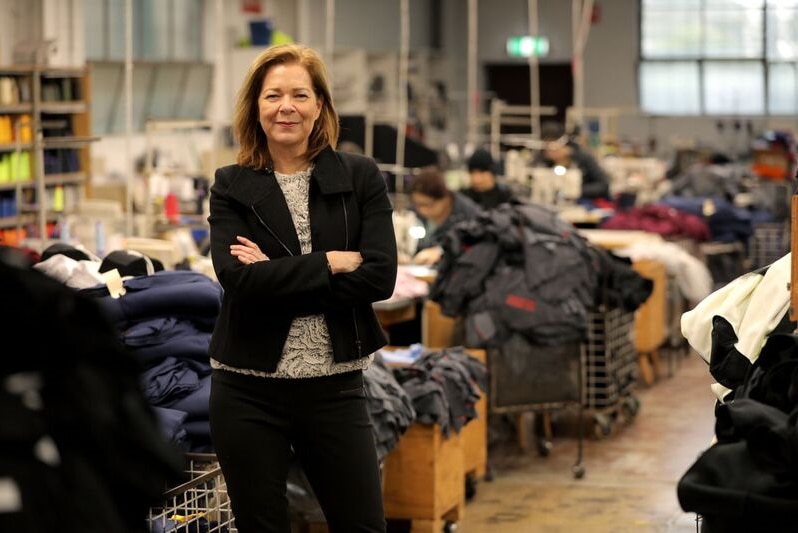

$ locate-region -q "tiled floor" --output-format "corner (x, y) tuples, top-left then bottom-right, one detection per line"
(456, 349), (716, 533)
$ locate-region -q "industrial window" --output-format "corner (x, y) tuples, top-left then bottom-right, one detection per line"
(639, 0), (798, 115)
(84, 0), (211, 134)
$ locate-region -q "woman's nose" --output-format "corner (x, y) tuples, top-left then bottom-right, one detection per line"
(279, 97), (295, 113)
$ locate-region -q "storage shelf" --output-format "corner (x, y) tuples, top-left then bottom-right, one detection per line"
(0, 214), (33, 228)
(0, 142), (33, 152)
(40, 101), (87, 114)
(42, 135), (99, 148)
(0, 103), (33, 113)
(0, 172), (86, 191)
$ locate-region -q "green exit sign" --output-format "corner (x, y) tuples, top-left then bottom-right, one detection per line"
(506, 35), (550, 58)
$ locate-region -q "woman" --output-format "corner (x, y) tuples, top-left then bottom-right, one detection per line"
(410, 166), (480, 265)
(207, 43), (397, 532)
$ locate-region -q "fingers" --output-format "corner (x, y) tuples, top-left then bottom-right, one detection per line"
(230, 237), (269, 265)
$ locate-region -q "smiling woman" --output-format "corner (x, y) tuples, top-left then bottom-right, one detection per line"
(206, 43), (397, 533)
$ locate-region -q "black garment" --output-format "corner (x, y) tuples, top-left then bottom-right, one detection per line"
(209, 369), (385, 533)
(207, 146), (398, 373)
(0, 247), (184, 533)
(460, 184), (515, 211)
(677, 333), (798, 529)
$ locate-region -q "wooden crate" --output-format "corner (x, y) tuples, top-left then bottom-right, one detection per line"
(632, 258), (667, 385)
(461, 348), (488, 479)
(421, 299), (457, 348)
(382, 424), (465, 532)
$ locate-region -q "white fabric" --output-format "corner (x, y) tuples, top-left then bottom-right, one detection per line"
(614, 240), (713, 305)
(680, 252), (791, 402)
(33, 254), (104, 289)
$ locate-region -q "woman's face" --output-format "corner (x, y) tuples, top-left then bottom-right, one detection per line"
(412, 192), (449, 223)
(258, 62), (322, 153)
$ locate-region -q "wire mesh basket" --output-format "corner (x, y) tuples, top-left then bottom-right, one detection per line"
(581, 306), (639, 438)
(147, 453), (236, 533)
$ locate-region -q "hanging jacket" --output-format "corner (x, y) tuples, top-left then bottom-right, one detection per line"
(681, 252), (795, 402)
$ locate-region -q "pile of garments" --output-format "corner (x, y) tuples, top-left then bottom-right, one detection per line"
(364, 358), (416, 461)
(391, 346), (487, 436)
(80, 268), (223, 452)
(431, 203), (598, 348)
(33, 243), (224, 453)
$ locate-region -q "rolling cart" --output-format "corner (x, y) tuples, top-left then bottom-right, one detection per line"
(488, 333), (586, 479)
(582, 305), (640, 439)
(147, 453), (236, 533)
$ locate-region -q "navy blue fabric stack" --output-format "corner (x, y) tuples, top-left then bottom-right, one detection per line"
(82, 270), (222, 452)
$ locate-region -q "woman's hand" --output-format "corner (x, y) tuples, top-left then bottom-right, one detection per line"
(412, 246), (442, 266)
(230, 236), (269, 265)
(326, 251), (363, 274)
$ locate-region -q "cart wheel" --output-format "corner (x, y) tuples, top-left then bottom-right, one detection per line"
(593, 414), (613, 439)
(465, 473), (478, 500)
(572, 464), (586, 479)
(536, 437), (553, 457)
(621, 396), (641, 422)
(443, 521), (459, 532)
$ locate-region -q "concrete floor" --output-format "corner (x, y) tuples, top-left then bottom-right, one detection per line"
(457, 350), (716, 533)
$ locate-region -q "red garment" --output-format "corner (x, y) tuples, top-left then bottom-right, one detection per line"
(600, 204), (711, 241)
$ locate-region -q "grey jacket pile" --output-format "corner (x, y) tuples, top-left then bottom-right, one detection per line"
(430, 202), (597, 347)
(391, 346), (487, 436)
(363, 358), (416, 461)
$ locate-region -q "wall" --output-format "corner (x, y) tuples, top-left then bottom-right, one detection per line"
(0, 0), (43, 65)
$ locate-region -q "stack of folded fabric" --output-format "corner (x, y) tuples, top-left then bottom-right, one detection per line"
(392, 346), (487, 436)
(363, 357), (416, 461)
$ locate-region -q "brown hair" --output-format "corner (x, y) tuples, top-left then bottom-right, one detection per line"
(409, 166), (450, 200)
(232, 44), (339, 169)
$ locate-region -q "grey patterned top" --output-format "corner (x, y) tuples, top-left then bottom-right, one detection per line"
(211, 166), (372, 378)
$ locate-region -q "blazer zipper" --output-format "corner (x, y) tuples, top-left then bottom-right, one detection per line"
(341, 195), (362, 358)
(251, 205), (294, 256)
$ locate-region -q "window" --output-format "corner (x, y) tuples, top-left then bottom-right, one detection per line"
(84, 0), (211, 134)
(639, 0), (798, 115)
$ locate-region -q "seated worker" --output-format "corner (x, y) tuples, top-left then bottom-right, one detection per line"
(410, 166), (480, 265)
(538, 121), (611, 201)
(461, 148), (516, 210)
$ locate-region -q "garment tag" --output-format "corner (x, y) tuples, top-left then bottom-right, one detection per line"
(0, 478), (22, 513)
(101, 268), (126, 299)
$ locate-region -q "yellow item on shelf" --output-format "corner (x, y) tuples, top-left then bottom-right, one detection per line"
(0, 155), (10, 183)
(0, 116), (12, 144)
(9, 152), (30, 182)
(53, 185), (65, 211)
(17, 114), (32, 143)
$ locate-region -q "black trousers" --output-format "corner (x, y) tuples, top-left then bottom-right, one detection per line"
(209, 368), (386, 533)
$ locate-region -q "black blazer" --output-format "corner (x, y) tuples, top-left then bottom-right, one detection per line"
(207, 146), (398, 373)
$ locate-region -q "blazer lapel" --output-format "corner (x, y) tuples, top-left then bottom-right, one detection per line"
(226, 167), (302, 255)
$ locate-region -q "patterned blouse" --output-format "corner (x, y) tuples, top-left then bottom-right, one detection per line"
(211, 166), (372, 378)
